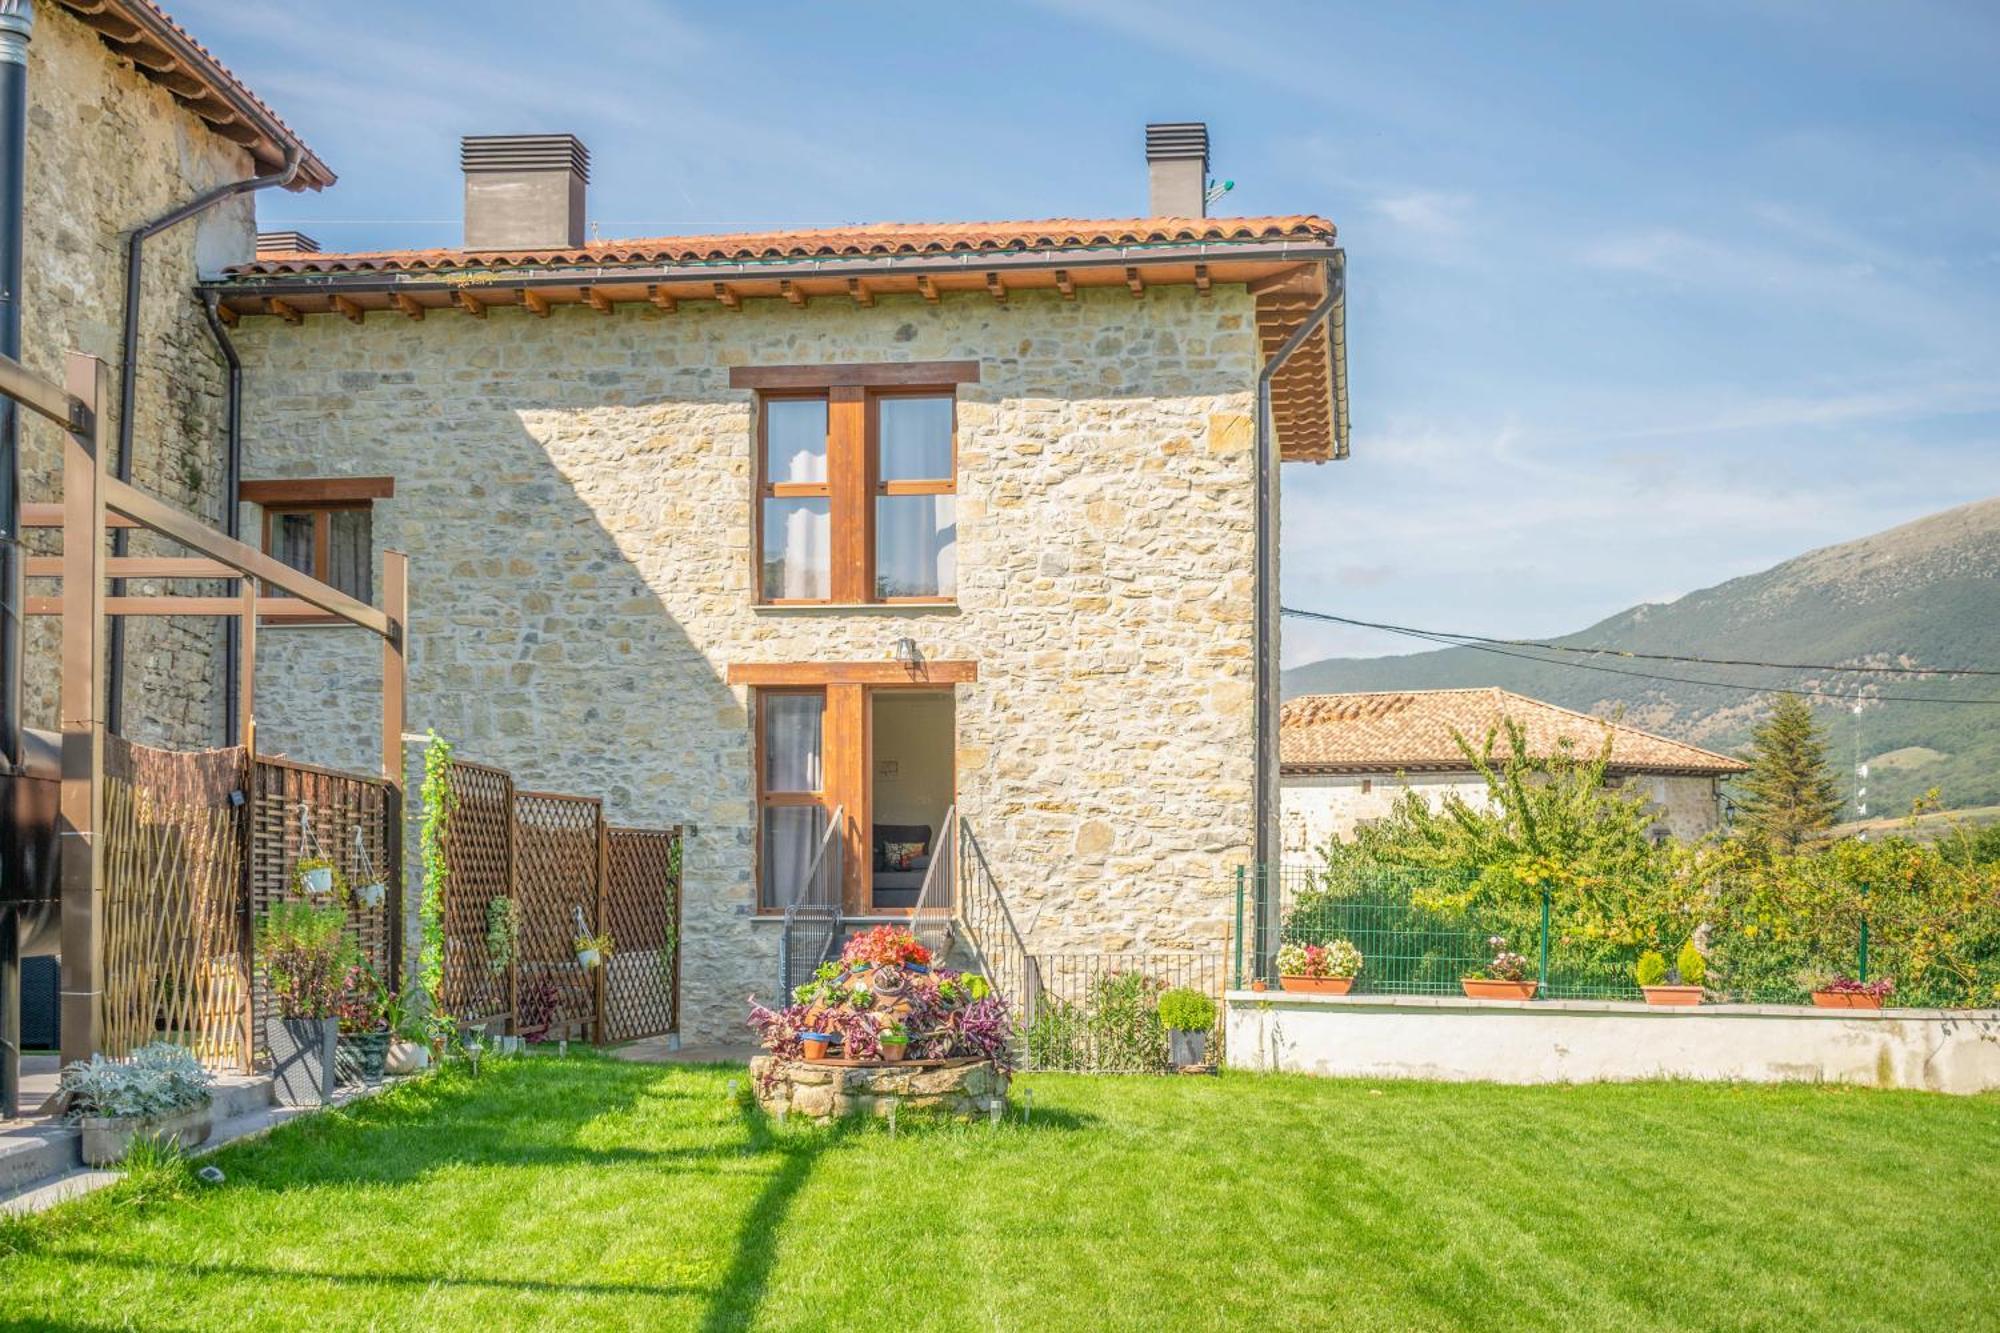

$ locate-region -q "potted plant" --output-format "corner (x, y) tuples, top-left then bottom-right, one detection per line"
(292, 855), (342, 899)
(800, 1031), (834, 1061)
(352, 879), (387, 910)
(1810, 975), (1896, 1010)
(56, 1043), (215, 1167)
(1462, 936), (1537, 1000)
(877, 1018), (910, 1062)
(1635, 941), (1706, 1006)
(336, 963), (392, 1081)
(1158, 987), (1218, 1067)
(1276, 939), (1363, 994)
(574, 929), (614, 971)
(381, 993), (431, 1075)
(258, 899), (357, 1106)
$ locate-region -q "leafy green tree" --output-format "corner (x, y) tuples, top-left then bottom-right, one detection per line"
(1733, 693), (1843, 851)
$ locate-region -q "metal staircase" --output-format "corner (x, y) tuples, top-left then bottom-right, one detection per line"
(912, 807), (1042, 1029)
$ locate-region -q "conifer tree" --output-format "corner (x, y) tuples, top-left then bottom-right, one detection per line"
(1733, 693), (1843, 850)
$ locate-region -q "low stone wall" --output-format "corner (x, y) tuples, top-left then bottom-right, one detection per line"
(750, 1057), (1008, 1123)
(1225, 992), (2000, 1095)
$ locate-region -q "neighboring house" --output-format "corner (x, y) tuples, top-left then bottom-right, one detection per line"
(1280, 688), (1746, 851)
(17, 0), (331, 748)
(204, 124), (1350, 1041)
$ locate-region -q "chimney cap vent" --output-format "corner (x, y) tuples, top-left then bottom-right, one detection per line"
(256, 230), (319, 255)
(461, 133), (590, 184)
(1145, 122), (1210, 166)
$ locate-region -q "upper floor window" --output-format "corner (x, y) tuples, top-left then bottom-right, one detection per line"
(737, 361), (976, 606)
(242, 477), (394, 603)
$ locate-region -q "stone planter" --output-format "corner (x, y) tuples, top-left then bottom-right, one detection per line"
(751, 1056), (1007, 1125)
(267, 1016), (338, 1107)
(1461, 979), (1539, 1001)
(1168, 1029), (1208, 1067)
(1641, 985), (1704, 1007)
(79, 1099), (214, 1167)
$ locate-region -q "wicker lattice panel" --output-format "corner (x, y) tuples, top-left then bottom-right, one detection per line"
(440, 761), (514, 1026)
(512, 791), (602, 1040)
(248, 757), (392, 1054)
(99, 740), (251, 1072)
(602, 826), (683, 1041)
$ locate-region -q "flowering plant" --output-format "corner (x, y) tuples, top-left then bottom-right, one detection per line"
(1466, 935), (1531, 983)
(1276, 939), (1363, 980)
(840, 925), (932, 969)
(1813, 975), (1895, 999)
(335, 963), (388, 1034)
(748, 958), (1012, 1088)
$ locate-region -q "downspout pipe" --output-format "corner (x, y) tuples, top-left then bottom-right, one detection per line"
(198, 293), (241, 744)
(1252, 254), (1344, 968)
(107, 147), (299, 736)
(0, 0), (30, 1127)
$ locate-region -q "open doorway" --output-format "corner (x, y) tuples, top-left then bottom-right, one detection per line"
(869, 690), (955, 910)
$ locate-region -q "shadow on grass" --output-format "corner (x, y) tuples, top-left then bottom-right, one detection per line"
(697, 1100), (850, 1333)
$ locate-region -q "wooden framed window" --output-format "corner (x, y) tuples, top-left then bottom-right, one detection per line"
(757, 688), (828, 911)
(243, 477), (393, 605)
(741, 362), (973, 605)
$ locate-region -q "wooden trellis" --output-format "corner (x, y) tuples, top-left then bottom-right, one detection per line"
(440, 760), (515, 1028)
(512, 791), (603, 1042)
(603, 827), (681, 1041)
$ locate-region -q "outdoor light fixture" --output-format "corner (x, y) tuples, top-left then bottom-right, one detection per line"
(893, 637), (922, 671)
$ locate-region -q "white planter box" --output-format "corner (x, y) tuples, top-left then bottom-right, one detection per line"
(79, 1098), (214, 1166)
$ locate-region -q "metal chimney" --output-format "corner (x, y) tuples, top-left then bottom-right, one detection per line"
(1145, 121), (1208, 218)
(255, 230), (319, 256)
(461, 134), (589, 250)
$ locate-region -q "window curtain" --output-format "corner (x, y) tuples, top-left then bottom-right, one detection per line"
(273, 513), (314, 575)
(780, 504), (831, 600)
(328, 510), (371, 599)
(875, 496), (956, 598)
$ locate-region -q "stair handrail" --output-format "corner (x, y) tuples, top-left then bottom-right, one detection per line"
(911, 804), (957, 962)
(777, 804), (844, 998)
(953, 820), (1044, 1033)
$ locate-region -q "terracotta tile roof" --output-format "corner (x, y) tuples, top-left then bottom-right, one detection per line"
(231, 215), (1334, 275)
(56, 0), (333, 189)
(1281, 689), (1747, 776)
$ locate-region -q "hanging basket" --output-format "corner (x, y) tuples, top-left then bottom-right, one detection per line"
(355, 882), (387, 910)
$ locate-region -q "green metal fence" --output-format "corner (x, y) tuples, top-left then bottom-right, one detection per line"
(1236, 863), (1892, 1004)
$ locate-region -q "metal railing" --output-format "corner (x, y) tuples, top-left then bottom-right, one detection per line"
(909, 804), (957, 963)
(777, 805), (843, 1000)
(1023, 951), (1230, 1072)
(952, 821), (1043, 1036)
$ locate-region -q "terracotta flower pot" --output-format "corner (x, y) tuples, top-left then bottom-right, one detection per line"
(1279, 975), (1355, 995)
(1812, 990), (1885, 1010)
(1461, 979), (1538, 1001)
(800, 1034), (832, 1061)
(1249, 979), (1268, 993)
(1641, 985), (1703, 1007)
(879, 1041), (908, 1062)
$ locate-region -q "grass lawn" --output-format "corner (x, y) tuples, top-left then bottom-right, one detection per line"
(3, 1056), (1997, 1331)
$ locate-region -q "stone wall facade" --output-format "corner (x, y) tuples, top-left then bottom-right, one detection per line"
(233, 286), (1267, 1042)
(1281, 769), (1725, 855)
(18, 5), (257, 747)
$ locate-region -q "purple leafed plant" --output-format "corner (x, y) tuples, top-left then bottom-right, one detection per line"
(1818, 976), (1895, 999)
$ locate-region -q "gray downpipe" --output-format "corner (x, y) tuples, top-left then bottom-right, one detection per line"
(1252, 254), (1344, 971)
(107, 147), (299, 735)
(198, 294), (242, 744)
(0, 0), (30, 1124)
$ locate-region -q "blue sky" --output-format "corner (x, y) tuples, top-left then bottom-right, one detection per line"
(173, 0), (2000, 665)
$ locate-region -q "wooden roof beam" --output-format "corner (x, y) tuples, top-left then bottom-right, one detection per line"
(331, 294), (365, 325)
(521, 289), (551, 318)
(916, 274), (939, 304)
(214, 301), (239, 328)
(847, 277), (874, 308)
(985, 272), (1007, 305)
(648, 285), (678, 313)
(1194, 263), (1212, 297)
(714, 282), (741, 311)
(1054, 269), (1076, 300)
(1125, 267), (1145, 299)
(265, 296), (301, 326)
(584, 286), (615, 315)
(456, 289), (486, 319)
(391, 292), (425, 321)
(781, 279), (807, 309)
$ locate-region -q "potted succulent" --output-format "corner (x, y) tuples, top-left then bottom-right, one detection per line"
(336, 963), (392, 1081)
(1276, 939), (1363, 994)
(574, 929), (614, 971)
(1635, 941), (1707, 1006)
(292, 855), (342, 899)
(258, 899), (357, 1106)
(1810, 975), (1896, 1010)
(1462, 936), (1537, 1000)
(877, 1018), (910, 1062)
(799, 1031), (834, 1061)
(1158, 987), (1218, 1067)
(56, 1043), (214, 1167)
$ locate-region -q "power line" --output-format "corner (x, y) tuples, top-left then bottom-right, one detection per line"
(1281, 606), (2000, 706)
(1283, 609), (2000, 677)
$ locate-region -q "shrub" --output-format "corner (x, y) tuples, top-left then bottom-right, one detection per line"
(1276, 940), (1363, 980)
(1157, 988), (1217, 1032)
(257, 901), (357, 1020)
(1466, 935), (1531, 983)
(1634, 950), (1668, 987)
(57, 1043), (212, 1120)
(1675, 941), (1707, 988)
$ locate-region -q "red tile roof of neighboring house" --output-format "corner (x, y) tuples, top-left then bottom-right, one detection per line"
(230, 215), (1334, 275)
(55, 0), (333, 189)
(1281, 689), (1747, 777)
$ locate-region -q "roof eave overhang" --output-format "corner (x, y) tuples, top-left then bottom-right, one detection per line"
(1281, 761), (1745, 778)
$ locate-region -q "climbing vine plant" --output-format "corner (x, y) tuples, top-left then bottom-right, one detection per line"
(418, 730), (456, 1014)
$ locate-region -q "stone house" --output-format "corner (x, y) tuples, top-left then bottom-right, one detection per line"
(14, 0), (332, 749)
(202, 124), (1350, 1042)
(1280, 688), (1745, 853)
